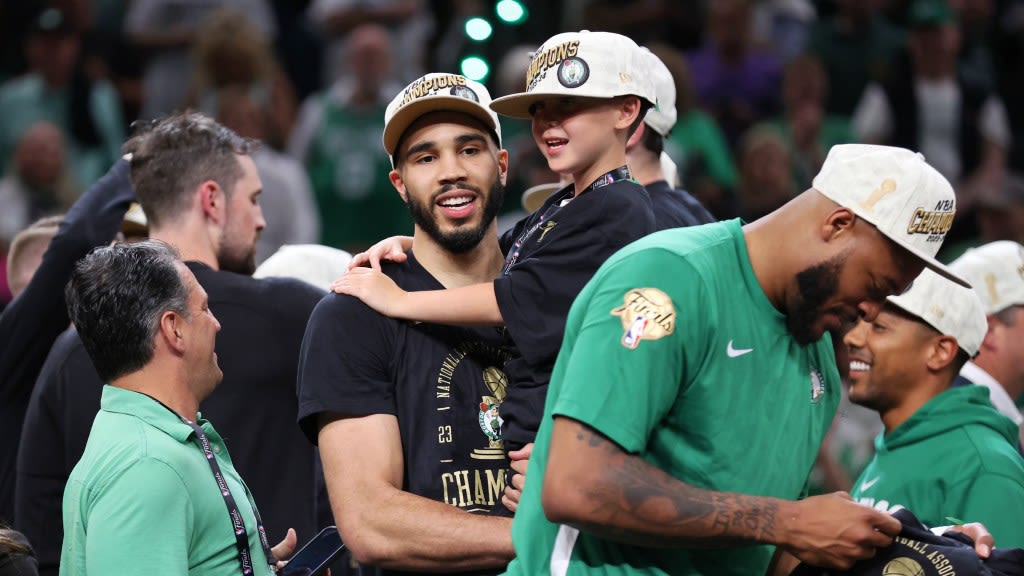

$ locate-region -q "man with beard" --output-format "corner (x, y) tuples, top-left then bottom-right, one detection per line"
(502, 144), (977, 576)
(296, 73), (516, 575)
(16, 112), (325, 575)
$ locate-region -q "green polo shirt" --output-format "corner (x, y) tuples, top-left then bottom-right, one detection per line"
(60, 385), (273, 576)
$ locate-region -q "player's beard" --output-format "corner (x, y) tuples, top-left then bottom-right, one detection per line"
(786, 251), (847, 346)
(406, 177), (506, 254)
(218, 219), (258, 275)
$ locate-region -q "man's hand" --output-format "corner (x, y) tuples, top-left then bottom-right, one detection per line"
(271, 528), (298, 569)
(348, 236), (413, 270)
(502, 443), (532, 512)
(778, 492), (901, 570)
(944, 522), (993, 559)
(331, 267), (407, 317)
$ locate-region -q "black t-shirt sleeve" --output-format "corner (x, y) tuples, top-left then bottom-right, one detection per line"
(494, 182), (656, 370)
(296, 293), (397, 445)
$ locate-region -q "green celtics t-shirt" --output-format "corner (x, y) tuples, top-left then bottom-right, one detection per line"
(504, 219), (840, 576)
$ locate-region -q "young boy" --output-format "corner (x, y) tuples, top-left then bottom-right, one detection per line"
(336, 30), (657, 459)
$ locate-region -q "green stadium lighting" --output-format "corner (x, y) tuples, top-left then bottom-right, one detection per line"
(465, 17), (493, 41)
(496, 0), (527, 24)
(460, 55), (490, 82)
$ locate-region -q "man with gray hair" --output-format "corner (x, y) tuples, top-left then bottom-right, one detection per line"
(61, 240), (296, 574)
(17, 112), (325, 574)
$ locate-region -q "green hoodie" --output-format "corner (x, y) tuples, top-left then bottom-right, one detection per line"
(852, 385), (1024, 548)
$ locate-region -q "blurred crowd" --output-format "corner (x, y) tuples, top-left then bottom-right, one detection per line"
(1, 0), (1023, 309)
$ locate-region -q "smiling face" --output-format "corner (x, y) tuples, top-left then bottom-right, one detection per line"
(843, 305), (938, 413)
(785, 216), (924, 345)
(391, 111), (508, 254)
(529, 96), (636, 188)
(178, 263), (223, 401)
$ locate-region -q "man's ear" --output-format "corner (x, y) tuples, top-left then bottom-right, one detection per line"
(926, 334), (959, 372)
(160, 311), (186, 354)
(626, 121), (645, 152)
(614, 96), (643, 130)
(821, 206), (857, 243)
(200, 181), (224, 223)
(497, 149), (510, 186)
(389, 169), (409, 204)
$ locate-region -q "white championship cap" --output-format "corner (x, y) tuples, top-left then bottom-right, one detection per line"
(383, 73), (502, 156)
(490, 30), (656, 119)
(812, 144), (968, 287)
(641, 48), (677, 137)
(253, 244), (353, 291)
(949, 240), (1024, 315)
(887, 268), (988, 356)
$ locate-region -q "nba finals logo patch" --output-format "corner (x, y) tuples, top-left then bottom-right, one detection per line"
(809, 366), (826, 404)
(611, 288), (675, 349)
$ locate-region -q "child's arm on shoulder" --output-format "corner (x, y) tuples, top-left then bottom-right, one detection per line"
(333, 268), (505, 326)
(347, 236), (414, 270)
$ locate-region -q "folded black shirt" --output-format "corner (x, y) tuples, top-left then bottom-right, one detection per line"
(790, 508), (1024, 576)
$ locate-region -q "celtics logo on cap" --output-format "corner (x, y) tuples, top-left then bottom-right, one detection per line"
(557, 57), (590, 88)
(450, 84), (479, 102)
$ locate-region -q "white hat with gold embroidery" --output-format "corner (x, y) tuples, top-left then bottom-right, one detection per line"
(383, 72), (501, 157)
(812, 144), (968, 287)
(886, 268), (987, 356)
(641, 48), (677, 137)
(949, 240), (1024, 315)
(489, 30), (656, 119)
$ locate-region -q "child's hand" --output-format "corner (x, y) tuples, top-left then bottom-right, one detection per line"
(348, 235), (413, 270)
(502, 443), (533, 513)
(332, 266), (407, 317)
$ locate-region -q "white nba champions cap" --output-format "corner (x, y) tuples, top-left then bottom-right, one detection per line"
(640, 48), (677, 137)
(886, 268), (987, 356)
(949, 241), (1024, 315)
(812, 144), (968, 287)
(383, 73), (502, 156)
(490, 30), (656, 119)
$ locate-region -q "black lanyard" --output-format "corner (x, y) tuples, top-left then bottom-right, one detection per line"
(145, 394), (275, 575)
(503, 166), (633, 273)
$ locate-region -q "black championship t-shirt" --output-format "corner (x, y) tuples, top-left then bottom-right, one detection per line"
(494, 176), (656, 449)
(297, 253), (513, 557)
(644, 179), (716, 230)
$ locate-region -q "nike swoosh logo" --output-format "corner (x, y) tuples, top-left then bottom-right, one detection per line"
(860, 476), (880, 491)
(726, 340), (753, 358)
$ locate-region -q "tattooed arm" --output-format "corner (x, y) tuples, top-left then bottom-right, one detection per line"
(542, 417), (902, 570)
